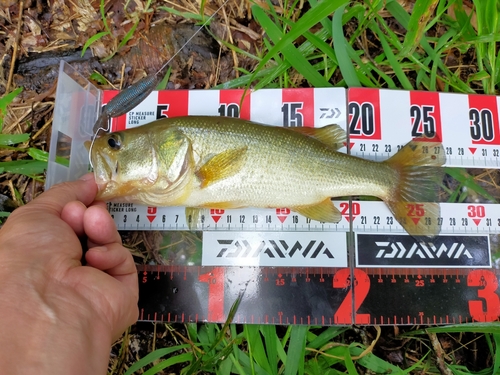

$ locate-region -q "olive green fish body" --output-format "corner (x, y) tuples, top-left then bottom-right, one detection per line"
(174, 118), (394, 207)
(88, 116), (445, 236)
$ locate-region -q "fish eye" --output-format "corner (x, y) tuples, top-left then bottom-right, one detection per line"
(107, 135), (121, 150)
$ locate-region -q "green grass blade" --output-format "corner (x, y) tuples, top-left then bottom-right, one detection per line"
(185, 294), (242, 375)
(0, 160), (47, 175)
(284, 325), (307, 375)
(444, 168), (497, 203)
(332, 4), (361, 87)
(123, 344), (191, 375)
(308, 326), (348, 349)
(158, 6), (204, 21)
(243, 324), (260, 375)
(252, 6), (332, 87)
(342, 346), (357, 375)
(370, 20), (413, 90)
(143, 353), (193, 375)
(260, 325), (278, 375)
(117, 20), (139, 51)
(231, 346), (271, 375)
(100, 0), (110, 34)
(400, 0), (439, 57)
(349, 346), (404, 373)
(0, 87), (23, 131)
(493, 333), (500, 375)
(0, 133), (29, 145)
(81, 31), (110, 57)
(249, 0), (347, 88)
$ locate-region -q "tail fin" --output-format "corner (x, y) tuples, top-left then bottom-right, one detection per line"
(384, 141), (445, 237)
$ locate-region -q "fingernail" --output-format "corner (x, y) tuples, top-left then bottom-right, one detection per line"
(79, 173), (94, 181)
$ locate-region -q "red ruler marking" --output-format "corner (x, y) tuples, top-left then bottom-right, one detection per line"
(409, 90), (442, 142)
(468, 94), (500, 146)
(157, 90), (189, 118)
(219, 90), (251, 120)
(348, 88), (381, 140)
(282, 88), (314, 127)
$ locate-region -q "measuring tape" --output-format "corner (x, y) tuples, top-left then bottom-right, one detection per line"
(96, 87), (500, 324)
(104, 87), (500, 168)
(110, 201), (500, 235)
(137, 265), (500, 324)
(102, 87), (500, 237)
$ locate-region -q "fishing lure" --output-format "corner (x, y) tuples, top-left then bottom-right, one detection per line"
(89, 0), (229, 166)
(92, 64), (169, 134)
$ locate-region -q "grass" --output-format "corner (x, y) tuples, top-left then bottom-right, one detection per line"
(2, 0), (500, 373)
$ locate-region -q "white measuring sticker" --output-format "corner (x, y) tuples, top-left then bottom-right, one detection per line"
(347, 88), (500, 167)
(202, 231), (348, 267)
(109, 201), (500, 235)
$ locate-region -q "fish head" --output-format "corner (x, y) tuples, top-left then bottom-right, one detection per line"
(86, 126), (193, 202)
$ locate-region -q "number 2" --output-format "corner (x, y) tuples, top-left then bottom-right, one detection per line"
(333, 268), (370, 324)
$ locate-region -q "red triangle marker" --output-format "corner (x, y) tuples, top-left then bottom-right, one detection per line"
(212, 215), (221, 223)
(342, 142), (355, 150)
(277, 215), (287, 223)
(147, 215), (156, 223)
(411, 217), (420, 225)
(469, 147), (477, 154)
(473, 218), (481, 226)
(343, 215), (351, 222)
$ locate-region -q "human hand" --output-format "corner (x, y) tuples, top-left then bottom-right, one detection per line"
(0, 174), (138, 374)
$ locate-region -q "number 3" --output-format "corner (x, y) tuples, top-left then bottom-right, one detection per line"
(467, 270), (500, 322)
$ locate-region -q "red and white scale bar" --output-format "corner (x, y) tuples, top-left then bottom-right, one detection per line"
(110, 201), (500, 234)
(348, 88), (500, 167)
(101, 87), (500, 233)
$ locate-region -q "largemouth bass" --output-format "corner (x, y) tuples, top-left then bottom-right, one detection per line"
(87, 116), (445, 236)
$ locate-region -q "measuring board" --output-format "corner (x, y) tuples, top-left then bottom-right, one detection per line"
(47, 62), (500, 326)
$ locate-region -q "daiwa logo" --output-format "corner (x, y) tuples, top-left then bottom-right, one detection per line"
(374, 241), (472, 259)
(356, 234), (490, 268)
(203, 232), (348, 267)
(216, 239), (333, 259)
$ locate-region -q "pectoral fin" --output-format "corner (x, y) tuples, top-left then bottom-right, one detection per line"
(196, 147), (248, 188)
(293, 199), (342, 223)
(289, 124), (346, 150)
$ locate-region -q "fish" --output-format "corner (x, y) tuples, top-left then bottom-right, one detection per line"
(86, 116), (446, 237)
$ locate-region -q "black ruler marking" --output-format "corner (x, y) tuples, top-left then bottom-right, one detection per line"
(137, 266), (500, 325)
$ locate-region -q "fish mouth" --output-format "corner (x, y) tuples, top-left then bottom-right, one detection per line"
(91, 150), (119, 200)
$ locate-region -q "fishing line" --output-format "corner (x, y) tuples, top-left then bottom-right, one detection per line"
(89, 0), (229, 168)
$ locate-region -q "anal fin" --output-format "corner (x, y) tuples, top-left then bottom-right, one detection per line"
(293, 199), (342, 223)
(288, 124), (346, 150)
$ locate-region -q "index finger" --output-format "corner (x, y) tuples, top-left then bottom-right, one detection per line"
(28, 174), (98, 216)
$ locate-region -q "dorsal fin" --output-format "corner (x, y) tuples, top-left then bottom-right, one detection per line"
(288, 124), (346, 150)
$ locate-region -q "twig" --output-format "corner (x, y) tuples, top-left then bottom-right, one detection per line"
(6, 0), (24, 93)
(427, 331), (453, 375)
